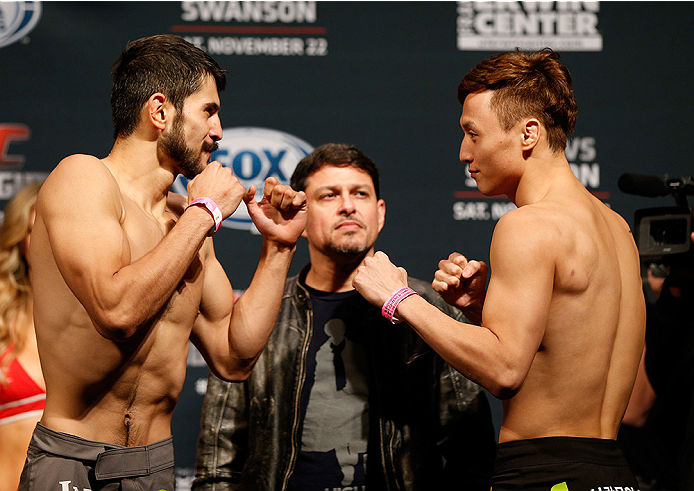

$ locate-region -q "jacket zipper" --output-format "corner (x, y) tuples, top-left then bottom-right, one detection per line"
(280, 303), (313, 490)
(369, 330), (400, 491)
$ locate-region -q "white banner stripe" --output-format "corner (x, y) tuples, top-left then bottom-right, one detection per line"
(0, 393), (46, 411)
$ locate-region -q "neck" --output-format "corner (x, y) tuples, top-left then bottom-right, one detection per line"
(305, 248), (373, 293)
(103, 137), (177, 212)
(510, 152), (572, 207)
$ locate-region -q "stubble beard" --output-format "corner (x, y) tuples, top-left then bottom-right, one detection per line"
(328, 230), (371, 257)
(159, 115), (218, 179)
(330, 242), (368, 257)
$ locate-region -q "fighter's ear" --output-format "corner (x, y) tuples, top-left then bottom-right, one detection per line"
(521, 119), (541, 150)
(377, 198), (386, 233)
(147, 93), (168, 130)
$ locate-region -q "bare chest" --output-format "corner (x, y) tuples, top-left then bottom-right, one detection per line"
(120, 202), (205, 324)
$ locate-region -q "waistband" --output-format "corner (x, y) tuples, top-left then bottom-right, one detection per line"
(495, 436), (629, 470)
(30, 423), (174, 479)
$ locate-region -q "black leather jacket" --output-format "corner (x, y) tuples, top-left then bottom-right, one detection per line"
(193, 267), (495, 491)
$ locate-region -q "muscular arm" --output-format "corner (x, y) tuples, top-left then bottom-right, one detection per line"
(354, 211), (553, 398)
(190, 238), (295, 381)
(38, 155), (240, 340)
(622, 347), (656, 427)
(191, 178), (307, 380)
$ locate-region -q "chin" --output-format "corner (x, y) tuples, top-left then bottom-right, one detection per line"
(332, 234), (376, 256)
(476, 182), (498, 197)
(330, 242), (368, 256)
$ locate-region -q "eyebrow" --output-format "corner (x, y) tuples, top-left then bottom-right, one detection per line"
(462, 120), (477, 132)
(206, 102), (220, 113)
(314, 183), (372, 193)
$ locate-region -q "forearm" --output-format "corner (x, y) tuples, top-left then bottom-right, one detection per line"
(622, 349), (655, 427)
(396, 294), (521, 398)
(227, 239), (295, 370)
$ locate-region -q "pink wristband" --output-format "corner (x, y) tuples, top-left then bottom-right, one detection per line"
(186, 197), (223, 236)
(381, 286), (418, 324)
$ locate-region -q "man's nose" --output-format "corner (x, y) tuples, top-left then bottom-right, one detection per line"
(459, 138), (472, 164)
(339, 194), (356, 214)
(210, 115), (222, 142)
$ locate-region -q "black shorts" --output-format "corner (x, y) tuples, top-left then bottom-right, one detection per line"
(19, 423), (175, 491)
(493, 436), (640, 491)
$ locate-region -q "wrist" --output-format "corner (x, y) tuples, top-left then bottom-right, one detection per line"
(263, 238), (297, 255)
(381, 286), (419, 324)
(186, 197), (223, 236)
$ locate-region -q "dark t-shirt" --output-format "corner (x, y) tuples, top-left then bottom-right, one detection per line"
(287, 288), (371, 491)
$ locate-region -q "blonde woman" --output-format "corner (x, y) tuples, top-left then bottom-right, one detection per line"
(0, 182), (44, 491)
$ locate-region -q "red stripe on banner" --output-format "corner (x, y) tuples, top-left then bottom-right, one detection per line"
(590, 192), (611, 200)
(171, 25), (327, 35)
(454, 191), (504, 199)
(454, 191), (611, 200)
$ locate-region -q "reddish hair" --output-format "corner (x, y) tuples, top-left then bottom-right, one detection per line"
(458, 48), (577, 154)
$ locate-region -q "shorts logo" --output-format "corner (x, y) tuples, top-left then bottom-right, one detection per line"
(551, 483), (569, 491)
(172, 126), (313, 233)
(58, 481), (91, 491)
(57, 480), (167, 491)
(0, 1), (42, 49)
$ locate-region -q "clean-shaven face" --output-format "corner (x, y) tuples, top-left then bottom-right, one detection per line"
(459, 90), (521, 197)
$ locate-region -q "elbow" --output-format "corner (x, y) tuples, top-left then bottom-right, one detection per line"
(621, 412), (648, 428)
(92, 308), (143, 342)
(213, 360), (255, 383)
(493, 385), (521, 400)
(622, 405), (650, 428)
(488, 368), (525, 400)
(225, 370), (251, 383)
(214, 368), (251, 383)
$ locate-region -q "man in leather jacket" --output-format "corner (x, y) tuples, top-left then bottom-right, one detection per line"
(193, 143), (496, 491)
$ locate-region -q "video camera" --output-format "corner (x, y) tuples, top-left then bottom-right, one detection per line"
(618, 173), (693, 268)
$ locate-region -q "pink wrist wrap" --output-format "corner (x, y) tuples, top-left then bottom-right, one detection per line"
(381, 286), (418, 324)
(186, 197), (223, 236)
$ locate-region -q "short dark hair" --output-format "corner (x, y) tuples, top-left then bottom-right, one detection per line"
(110, 34), (227, 139)
(291, 143), (381, 198)
(458, 48), (577, 154)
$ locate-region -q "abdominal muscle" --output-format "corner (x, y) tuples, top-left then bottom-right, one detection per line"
(38, 306), (195, 447)
(499, 360), (610, 443)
